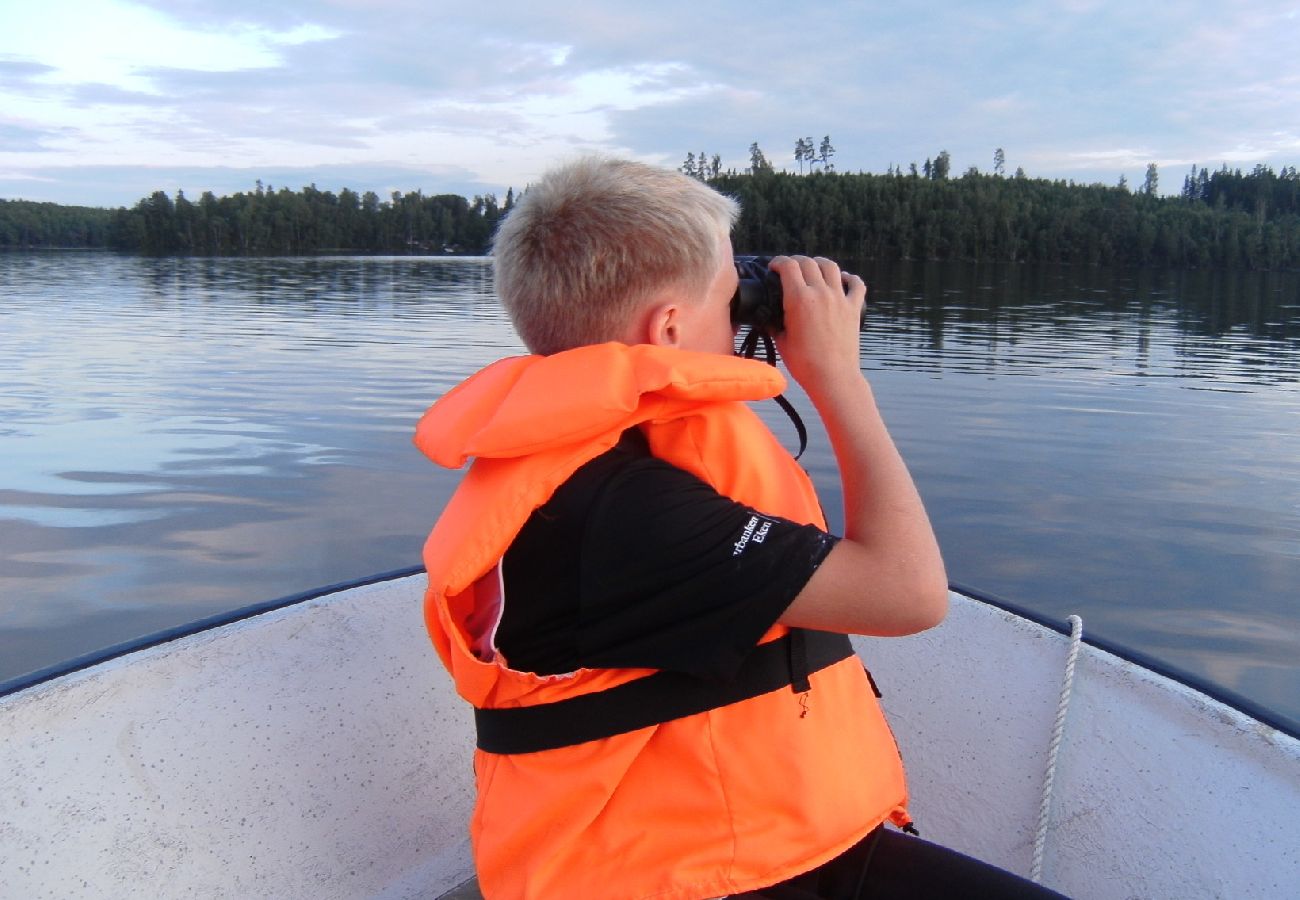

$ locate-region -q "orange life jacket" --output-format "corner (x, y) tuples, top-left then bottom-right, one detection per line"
(415, 342), (909, 900)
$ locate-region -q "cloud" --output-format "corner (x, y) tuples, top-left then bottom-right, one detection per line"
(0, 58), (57, 85)
(1064, 148), (1160, 168)
(4, 1), (1300, 204)
(1, 2), (337, 95)
(67, 83), (169, 106)
(972, 93), (1029, 116)
(0, 122), (73, 153)
(1213, 133), (1300, 164)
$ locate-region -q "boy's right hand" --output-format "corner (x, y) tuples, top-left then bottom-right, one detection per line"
(766, 256), (949, 637)
(767, 255), (867, 397)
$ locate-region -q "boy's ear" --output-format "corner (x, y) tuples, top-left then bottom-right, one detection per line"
(640, 301), (682, 347)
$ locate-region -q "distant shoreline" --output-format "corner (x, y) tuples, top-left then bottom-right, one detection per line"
(6, 165), (1300, 270)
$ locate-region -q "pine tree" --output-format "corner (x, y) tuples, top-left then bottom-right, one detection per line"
(794, 138), (809, 174)
(818, 135), (836, 173)
(1143, 163), (1159, 196)
(933, 151), (951, 180)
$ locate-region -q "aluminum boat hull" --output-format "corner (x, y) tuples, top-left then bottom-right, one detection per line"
(2, 572), (1296, 898)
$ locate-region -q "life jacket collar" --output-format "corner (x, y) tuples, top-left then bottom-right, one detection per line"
(413, 342), (787, 468)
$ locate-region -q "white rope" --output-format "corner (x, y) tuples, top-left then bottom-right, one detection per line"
(1031, 614), (1083, 884)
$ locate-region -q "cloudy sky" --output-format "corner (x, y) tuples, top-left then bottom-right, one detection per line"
(2, 0), (1298, 207)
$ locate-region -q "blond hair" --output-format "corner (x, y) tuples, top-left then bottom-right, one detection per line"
(492, 157), (740, 354)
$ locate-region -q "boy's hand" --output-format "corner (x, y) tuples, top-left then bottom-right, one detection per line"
(766, 256), (949, 636)
(767, 255), (866, 396)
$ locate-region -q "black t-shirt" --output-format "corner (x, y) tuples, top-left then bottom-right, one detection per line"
(498, 430), (838, 680)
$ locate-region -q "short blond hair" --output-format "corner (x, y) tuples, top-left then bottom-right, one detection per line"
(492, 157), (740, 355)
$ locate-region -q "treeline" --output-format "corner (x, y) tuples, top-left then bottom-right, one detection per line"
(1180, 164), (1300, 217)
(710, 164), (1300, 270)
(0, 185), (511, 254)
(4, 162), (1300, 269)
(96, 183), (513, 255)
(0, 199), (114, 248)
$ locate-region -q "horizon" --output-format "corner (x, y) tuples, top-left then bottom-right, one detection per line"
(9, 157), (1296, 212)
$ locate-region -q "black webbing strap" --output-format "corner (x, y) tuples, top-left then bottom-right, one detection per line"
(738, 329), (808, 459)
(475, 630), (854, 755)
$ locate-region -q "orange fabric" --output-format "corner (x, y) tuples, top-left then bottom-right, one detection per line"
(416, 343), (909, 899)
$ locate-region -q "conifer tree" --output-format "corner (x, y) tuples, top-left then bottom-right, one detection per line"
(932, 151), (951, 180)
(1143, 163), (1159, 196)
(819, 136), (836, 172)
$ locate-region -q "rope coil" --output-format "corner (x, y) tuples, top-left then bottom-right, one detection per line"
(1031, 614), (1084, 884)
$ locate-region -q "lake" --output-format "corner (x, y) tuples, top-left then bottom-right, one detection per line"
(1, 252), (1297, 728)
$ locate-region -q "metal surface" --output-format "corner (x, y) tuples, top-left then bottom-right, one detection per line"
(857, 593), (1300, 898)
(3, 578), (1298, 898)
(0, 573), (476, 899)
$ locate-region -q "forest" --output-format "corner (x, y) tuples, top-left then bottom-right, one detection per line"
(2, 157), (1299, 270)
(0, 183), (510, 256)
(713, 162), (1300, 270)
(0, 199), (114, 248)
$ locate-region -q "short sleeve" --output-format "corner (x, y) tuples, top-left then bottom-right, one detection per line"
(498, 437), (840, 680)
(573, 456), (838, 680)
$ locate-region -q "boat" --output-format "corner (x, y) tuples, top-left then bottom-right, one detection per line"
(2, 568), (1297, 898)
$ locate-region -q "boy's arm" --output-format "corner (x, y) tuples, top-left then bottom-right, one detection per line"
(771, 255), (948, 636)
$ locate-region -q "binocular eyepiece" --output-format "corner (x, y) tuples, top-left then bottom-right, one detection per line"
(730, 255), (865, 334)
(730, 255), (785, 333)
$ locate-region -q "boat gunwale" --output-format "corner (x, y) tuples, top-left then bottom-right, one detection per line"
(948, 580), (1300, 740)
(3, 569), (1297, 741)
(0, 565), (425, 700)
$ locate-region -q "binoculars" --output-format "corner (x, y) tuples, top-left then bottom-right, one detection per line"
(731, 255), (865, 334)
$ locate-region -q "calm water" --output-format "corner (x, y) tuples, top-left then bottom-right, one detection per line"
(1, 252), (1297, 727)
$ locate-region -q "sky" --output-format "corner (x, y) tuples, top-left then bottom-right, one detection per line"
(2, 0), (1299, 208)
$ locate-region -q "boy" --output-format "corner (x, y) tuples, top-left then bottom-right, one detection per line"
(415, 158), (1047, 898)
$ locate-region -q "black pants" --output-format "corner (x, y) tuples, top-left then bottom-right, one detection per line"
(735, 827), (1070, 899)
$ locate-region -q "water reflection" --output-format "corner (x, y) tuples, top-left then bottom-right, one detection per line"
(855, 261), (1298, 388)
(0, 251), (1296, 729)
(1, 254), (513, 671)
